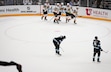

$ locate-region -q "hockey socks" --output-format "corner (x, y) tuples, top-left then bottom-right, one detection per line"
(93, 58), (95, 62)
(58, 17), (61, 21)
(66, 18), (70, 23)
(41, 16), (47, 20)
(44, 16), (47, 20)
(74, 20), (77, 24)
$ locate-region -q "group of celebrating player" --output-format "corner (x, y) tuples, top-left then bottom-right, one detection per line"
(41, 2), (78, 24)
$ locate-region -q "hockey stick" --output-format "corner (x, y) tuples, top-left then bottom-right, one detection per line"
(49, 16), (55, 21)
(102, 51), (109, 53)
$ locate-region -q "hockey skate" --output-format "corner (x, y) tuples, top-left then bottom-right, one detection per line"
(58, 53), (62, 56)
(93, 58), (95, 62)
(97, 58), (101, 62)
(58, 19), (61, 21)
(44, 19), (47, 20)
(74, 22), (77, 24)
(53, 19), (56, 23)
(56, 51), (61, 56)
(56, 53), (61, 56)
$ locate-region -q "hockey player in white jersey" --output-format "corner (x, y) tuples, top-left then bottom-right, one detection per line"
(72, 9), (78, 24)
(58, 3), (66, 21)
(53, 3), (61, 24)
(65, 3), (73, 23)
(41, 3), (50, 20)
(65, 3), (78, 24)
(59, 3), (65, 13)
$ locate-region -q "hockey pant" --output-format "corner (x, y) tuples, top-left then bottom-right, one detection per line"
(93, 48), (101, 61)
(53, 40), (60, 54)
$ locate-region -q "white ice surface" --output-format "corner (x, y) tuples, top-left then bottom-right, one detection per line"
(0, 16), (111, 72)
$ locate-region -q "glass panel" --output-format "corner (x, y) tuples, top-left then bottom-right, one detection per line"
(0, 0), (110, 10)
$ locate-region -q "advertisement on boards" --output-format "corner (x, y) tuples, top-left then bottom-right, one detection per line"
(0, 5), (39, 14)
(85, 8), (110, 18)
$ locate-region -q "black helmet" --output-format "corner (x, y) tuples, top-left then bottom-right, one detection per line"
(95, 36), (98, 39)
(63, 36), (66, 39)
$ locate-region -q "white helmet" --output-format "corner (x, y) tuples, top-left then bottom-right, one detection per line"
(61, 3), (64, 5)
(57, 3), (59, 5)
(67, 3), (69, 5)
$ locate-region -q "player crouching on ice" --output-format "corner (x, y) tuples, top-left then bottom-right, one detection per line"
(53, 36), (66, 56)
(93, 36), (103, 62)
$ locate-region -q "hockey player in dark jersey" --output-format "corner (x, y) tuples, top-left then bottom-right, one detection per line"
(93, 36), (103, 62)
(0, 61), (22, 72)
(53, 36), (66, 56)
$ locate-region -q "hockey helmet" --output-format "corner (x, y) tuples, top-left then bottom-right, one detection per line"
(67, 3), (70, 5)
(95, 36), (98, 39)
(57, 3), (60, 5)
(61, 3), (64, 5)
(63, 36), (66, 39)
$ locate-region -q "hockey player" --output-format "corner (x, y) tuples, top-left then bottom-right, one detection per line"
(60, 3), (65, 13)
(53, 35), (66, 56)
(72, 9), (78, 24)
(65, 3), (78, 24)
(65, 3), (73, 23)
(41, 3), (49, 20)
(53, 3), (61, 24)
(0, 61), (22, 72)
(58, 3), (65, 21)
(93, 36), (103, 62)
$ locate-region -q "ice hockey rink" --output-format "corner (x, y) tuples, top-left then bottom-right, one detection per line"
(0, 16), (111, 72)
